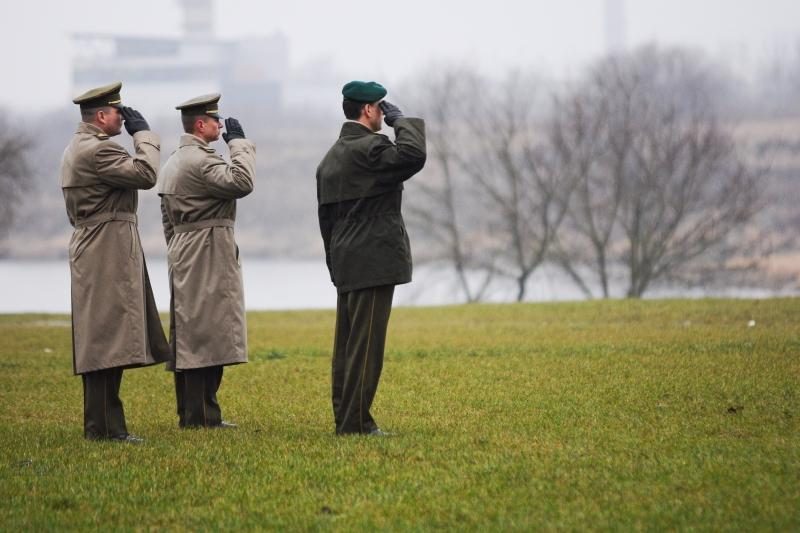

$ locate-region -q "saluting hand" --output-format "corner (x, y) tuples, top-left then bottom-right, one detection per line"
(379, 100), (404, 127)
(223, 117), (246, 143)
(121, 106), (150, 136)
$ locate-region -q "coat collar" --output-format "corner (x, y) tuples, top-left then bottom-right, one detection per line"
(340, 121), (376, 138)
(179, 134), (210, 148)
(76, 122), (109, 138)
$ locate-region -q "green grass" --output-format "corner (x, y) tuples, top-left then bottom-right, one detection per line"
(1, 299), (798, 531)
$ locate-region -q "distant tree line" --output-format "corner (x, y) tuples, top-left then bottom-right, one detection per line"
(404, 46), (767, 300)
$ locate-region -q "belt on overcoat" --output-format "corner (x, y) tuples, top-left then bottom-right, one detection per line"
(173, 218), (235, 234)
(74, 211), (137, 228)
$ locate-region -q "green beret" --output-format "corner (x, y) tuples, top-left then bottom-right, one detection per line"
(73, 82), (123, 110)
(342, 81), (387, 103)
(175, 93), (222, 118)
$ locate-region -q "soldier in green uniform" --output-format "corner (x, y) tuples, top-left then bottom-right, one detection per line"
(158, 94), (255, 429)
(317, 81), (427, 435)
(60, 82), (170, 443)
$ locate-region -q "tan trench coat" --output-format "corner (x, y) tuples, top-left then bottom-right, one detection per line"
(60, 122), (170, 375)
(158, 134), (255, 370)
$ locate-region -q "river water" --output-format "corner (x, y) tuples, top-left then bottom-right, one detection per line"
(0, 258), (789, 313)
(0, 257), (589, 312)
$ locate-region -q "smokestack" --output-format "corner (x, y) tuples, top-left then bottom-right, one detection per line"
(604, 0), (627, 55)
(179, 0), (215, 40)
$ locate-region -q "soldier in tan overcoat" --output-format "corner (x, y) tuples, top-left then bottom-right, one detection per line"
(60, 82), (170, 443)
(158, 93), (255, 428)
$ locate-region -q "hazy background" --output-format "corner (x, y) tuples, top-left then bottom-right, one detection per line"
(4, 0), (800, 111)
(1, 0), (798, 309)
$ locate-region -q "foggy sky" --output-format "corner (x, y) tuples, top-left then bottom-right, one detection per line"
(5, 0), (799, 112)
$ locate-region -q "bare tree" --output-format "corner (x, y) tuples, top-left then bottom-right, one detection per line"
(551, 46), (763, 298)
(458, 71), (576, 301)
(405, 68), (576, 302)
(402, 67), (495, 302)
(0, 116), (33, 252)
(547, 80), (624, 298)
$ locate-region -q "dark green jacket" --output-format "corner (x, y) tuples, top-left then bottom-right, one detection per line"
(317, 118), (426, 293)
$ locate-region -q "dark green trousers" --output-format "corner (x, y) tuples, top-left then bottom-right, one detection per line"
(82, 367), (127, 439)
(174, 366), (223, 428)
(332, 285), (395, 434)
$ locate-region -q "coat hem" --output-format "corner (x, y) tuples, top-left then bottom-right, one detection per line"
(73, 359), (164, 376)
(336, 276), (410, 294)
(172, 359), (248, 371)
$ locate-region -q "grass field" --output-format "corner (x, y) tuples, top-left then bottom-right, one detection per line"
(1, 299), (798, 531)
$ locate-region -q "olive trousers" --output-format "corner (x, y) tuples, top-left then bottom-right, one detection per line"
(332, 284), (395, 434)
(174, 366), (224, 428)
(82, 367), (127, 439)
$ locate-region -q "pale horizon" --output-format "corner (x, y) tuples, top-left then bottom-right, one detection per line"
(4, 0), (798, 112)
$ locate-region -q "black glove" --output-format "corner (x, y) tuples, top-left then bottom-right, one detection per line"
(379, 100), (404, 127)
(121, 106), (150, 135)
(223, 117), (246, 143)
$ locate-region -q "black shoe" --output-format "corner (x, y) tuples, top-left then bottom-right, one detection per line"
(335, 427), (391, 436)
(109, 434), (144, 444)
(211, 420), (237, 429)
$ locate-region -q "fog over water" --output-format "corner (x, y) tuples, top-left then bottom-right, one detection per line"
(0, 259), (787, 313)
